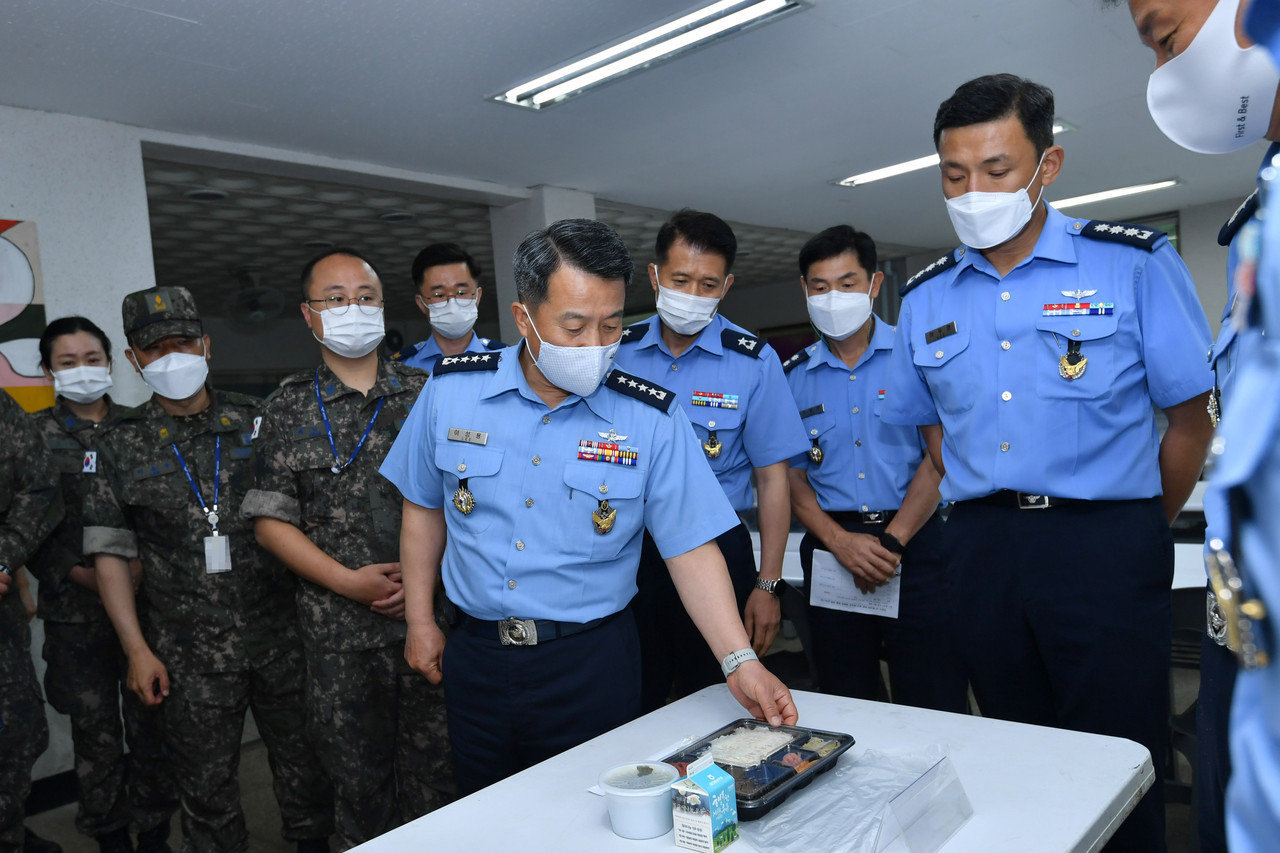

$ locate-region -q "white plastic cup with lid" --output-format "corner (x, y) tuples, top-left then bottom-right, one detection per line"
(598, 761), (681, 839)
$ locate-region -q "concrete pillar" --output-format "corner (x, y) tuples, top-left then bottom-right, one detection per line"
(488, 186), (596, 343)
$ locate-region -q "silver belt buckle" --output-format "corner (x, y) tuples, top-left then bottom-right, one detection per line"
(1206, 589), (1230, 648)
(862, 510), (886, 524)
(499, 617), (538, 646)
(1017, 493), (1050, 510)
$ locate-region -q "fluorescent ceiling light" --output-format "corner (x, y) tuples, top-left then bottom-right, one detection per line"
(837, 120), (1075, 187)
(1050, 179), (1180, 210)
(491, 0), (806, 110)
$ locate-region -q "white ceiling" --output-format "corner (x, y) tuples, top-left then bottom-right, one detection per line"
(0, 0), (1264, 260)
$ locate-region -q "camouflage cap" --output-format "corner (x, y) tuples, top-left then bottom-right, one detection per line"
(122, 286), (203, 348)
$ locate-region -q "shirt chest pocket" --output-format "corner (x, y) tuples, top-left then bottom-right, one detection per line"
(435, 444), (505, 534)
(1034, 315), (1118, 401)
(45, 436), (88, 475)
(562, 461), (644, 561)
(122, 461), (188, 539)
(799, 408), (836, 463)
(689, 404), (742, 468)
(912, 327), (975, 415)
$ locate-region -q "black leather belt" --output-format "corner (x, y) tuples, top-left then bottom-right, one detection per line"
(466, 613), (614, 646)
(828, 509), (898, 525)
(962, 490), (1086, 510)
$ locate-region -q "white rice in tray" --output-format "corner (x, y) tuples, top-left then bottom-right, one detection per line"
(707, 726), (794, 767)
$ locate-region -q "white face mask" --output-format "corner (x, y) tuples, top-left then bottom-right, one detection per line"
(806, 289), (873, 341)
(1147, 0), (1280, 154)
(654, 267), (725, 335)
(140, 346), (208, 400)
(53, 364), (113, 404)
(423, 296), (478, 341)
(313, 305), (385, 358)
(944, 150), (1047, 249)
(523, 306), (619, 398)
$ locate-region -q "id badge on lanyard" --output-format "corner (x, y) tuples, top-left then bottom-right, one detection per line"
(204, 533), (232, 574)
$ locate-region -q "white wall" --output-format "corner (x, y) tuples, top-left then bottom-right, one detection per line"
(1179, 197), (1238, 333)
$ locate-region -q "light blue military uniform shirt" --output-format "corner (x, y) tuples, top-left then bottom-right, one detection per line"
(1224, 4), (1280, 847)
(379, 344), (739, 623)
(784, 318), (925, 512)
(883, 205), (1213, 502)
(392, 332), (501, 374)
(614, 313), (808, 511)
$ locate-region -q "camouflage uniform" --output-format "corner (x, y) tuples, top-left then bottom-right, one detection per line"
(242, 359), (454, 850)
(83, 388), (334, 853)
(0, 391), (63, 853)
(27, 397), (177, 841)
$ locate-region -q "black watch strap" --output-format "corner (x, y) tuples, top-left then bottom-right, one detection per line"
(879, 531), (906, 556)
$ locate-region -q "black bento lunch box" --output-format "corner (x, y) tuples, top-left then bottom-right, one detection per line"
(663, 719), (856, 820)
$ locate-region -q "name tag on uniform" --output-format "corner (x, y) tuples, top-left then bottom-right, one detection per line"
(448, 427), (488, 446)
(82, 451), (97, 474)
(204, 534), (232, 574)
(799, 404), (825, 418)
(925, 322), (957, 344)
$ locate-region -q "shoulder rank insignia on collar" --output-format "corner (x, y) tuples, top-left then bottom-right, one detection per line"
(1079, 220), (1162, 251)
(620, 321), (648, 343)
(782, 347), (811, 374)
(721, 329), (763, 358)
(899, 250), (962, 298)
(1219, 190), (1260, 247)
(434, 353), (501, 375)
(603, 369), (675, 412)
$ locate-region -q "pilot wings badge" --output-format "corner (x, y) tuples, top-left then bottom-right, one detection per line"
(598, 429), (628, 442)
(1060, 289), (1097, 300)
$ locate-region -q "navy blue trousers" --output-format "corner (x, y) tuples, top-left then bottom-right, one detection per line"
(442, 610), (641, 796)
(1196, 627), (1236, 853)
(799, 513), (968, 713)
(632, 523), (755, 713)
(946, 497), (1172, 853)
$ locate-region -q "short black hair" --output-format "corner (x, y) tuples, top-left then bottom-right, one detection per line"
(655, 208), (737, 272)
(298, 247), (383, 300)
(514, 219), (634, 308)
(411, 242), (482, 289)
(40, 315), (112, 370)
(798, 225), (878, 279)
(933, 73), (1055, 156)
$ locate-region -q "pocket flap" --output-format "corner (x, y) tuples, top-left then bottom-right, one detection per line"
(1035, 314), (1118, 342)
(563, 460), (643, 499)
(913, 327), (970, 367)
(434, 444), (505, 478)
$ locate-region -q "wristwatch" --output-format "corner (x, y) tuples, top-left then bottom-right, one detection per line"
(879, 531), (906, 556)
(753, 577), (785, 596)
(721, 647), (759, 677)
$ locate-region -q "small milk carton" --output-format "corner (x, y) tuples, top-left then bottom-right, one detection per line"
(671, 752), (738, 852)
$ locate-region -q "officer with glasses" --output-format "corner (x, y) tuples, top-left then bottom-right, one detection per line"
(391, 242), (504, 373)
(243, 248), (454, 849)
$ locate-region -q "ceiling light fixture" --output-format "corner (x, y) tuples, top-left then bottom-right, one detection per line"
(1050, 179), (1180, 210)
(491, 0), (806, 110)
(183, 188), (229, 202)
(837, 120), (1076, 187)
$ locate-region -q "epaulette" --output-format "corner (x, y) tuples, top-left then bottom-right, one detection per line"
(388, 343), (420, 362)
(721, 328), (764, 358)
(900, 251), (961, 298)
(1078, 220), (1163, 251)
(387, 359), (428, 379)
(481, 337), (506, 351)
(619, 321), (649, 343)
(218, 389), (263, 409)
(433, 352), (501, 375)
(1219, 190), (1259, 247)
(278, 369), (314, 389)
(603, 369), (675, 413)
(782, 347), (812, 374)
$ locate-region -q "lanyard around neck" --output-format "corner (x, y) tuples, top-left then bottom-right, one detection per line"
(171, 434), (220, 533)
(314, 367), (385, 474)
